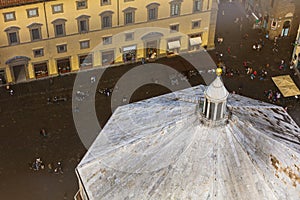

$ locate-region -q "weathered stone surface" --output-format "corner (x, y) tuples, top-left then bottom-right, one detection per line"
(77, 85), (300, 200)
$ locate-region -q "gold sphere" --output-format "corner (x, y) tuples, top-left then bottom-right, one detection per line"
(216, 68), (222, 76)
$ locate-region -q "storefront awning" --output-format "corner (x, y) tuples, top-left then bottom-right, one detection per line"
(189, 37), (202, 46)
(123, 45), (136, 52)
(168, 40), (181, 50)
(272, 75), (300, 97)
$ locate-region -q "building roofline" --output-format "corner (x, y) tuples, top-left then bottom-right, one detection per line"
(0, 0), (54, 9)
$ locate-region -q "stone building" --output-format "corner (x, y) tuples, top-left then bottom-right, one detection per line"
(0, 0), (218, 84)
(241, 0), (296, 39)
(75, 70), (300, 199)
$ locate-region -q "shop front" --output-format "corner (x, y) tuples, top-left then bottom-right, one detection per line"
(102, 50), (115, 66)
(33, 62), (48, 79)
(189, 34), (202, 51)
(56, 57), (71, 74)
(167, 39), (181, 56)
(79, 54), (93, 69)
(122, 45), (137, 62)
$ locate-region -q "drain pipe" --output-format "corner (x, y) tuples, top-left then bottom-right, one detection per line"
(43, 0), (50, 38)
(117, 0), (120, 26)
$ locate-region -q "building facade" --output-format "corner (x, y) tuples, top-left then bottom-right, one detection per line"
(292, 24), (300, 71)
(241, 0), (296, 40)
(0, 0), (218, 84)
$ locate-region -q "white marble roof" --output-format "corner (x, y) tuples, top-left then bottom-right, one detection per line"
(76, 85), (300, 200)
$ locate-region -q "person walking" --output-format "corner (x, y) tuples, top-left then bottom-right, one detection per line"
(227, 46), (231, 55)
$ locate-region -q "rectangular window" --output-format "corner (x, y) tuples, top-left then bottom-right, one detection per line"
(4, 12), (16, 22)
(31, 28), (41, 40)
(103, 36), (112, 45)
(27, 8), (38, 18)
(55, 24), (64, 36)
(194, 0), (202, 12)
(125, 12), (133, 24)
(8, 32), (18, 44)
(102, 16), (112, 28)
(77, 0), (87, 9)
(148, 8), (156, 20)
(271, 19), (277, 30)
(170, 4), (180, 16)
(170, 24), (179, 32)
(125, 32), (134, 41)
(80, 40), (90, 49)
(79, 20), (88, 33)
(192, 20), (201, 29)
(101, 0), (111, 6)
(33, 48), (44, 57)
(52, 4), (63, 14)
(57, 44), (67, 53)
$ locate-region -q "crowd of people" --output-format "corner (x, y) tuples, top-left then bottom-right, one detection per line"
(264, 89), (281, 103)
(30, 158), (64, 174)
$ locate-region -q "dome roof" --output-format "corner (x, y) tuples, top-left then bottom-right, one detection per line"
(205, 76), (229, 102)
(76, 85), (300, 200)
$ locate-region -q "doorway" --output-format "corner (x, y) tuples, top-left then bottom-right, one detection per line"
(145, 40), (158, 59)
(281, 21), (290, 37)
(12, 65), (27, 83)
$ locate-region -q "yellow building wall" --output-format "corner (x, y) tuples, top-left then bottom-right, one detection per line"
(0, 0), (215, 83)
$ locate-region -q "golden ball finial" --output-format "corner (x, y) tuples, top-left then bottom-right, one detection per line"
(216, 68), (222, 76)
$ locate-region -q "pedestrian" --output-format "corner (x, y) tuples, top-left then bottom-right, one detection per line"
(227, 46), (231, 55)
(57, 162), (64, 174)
(246, 67), (250, 74)
(238, 85), (243, 94)
(40, 128), (47, 137)
(234, 17), (239, 23)
(250, 73), (255, 80)
(217, 37), (223, 44)
(48, 163), (53, 173)
(90, 76), (96, 84)
(9, 89), (14, 96)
